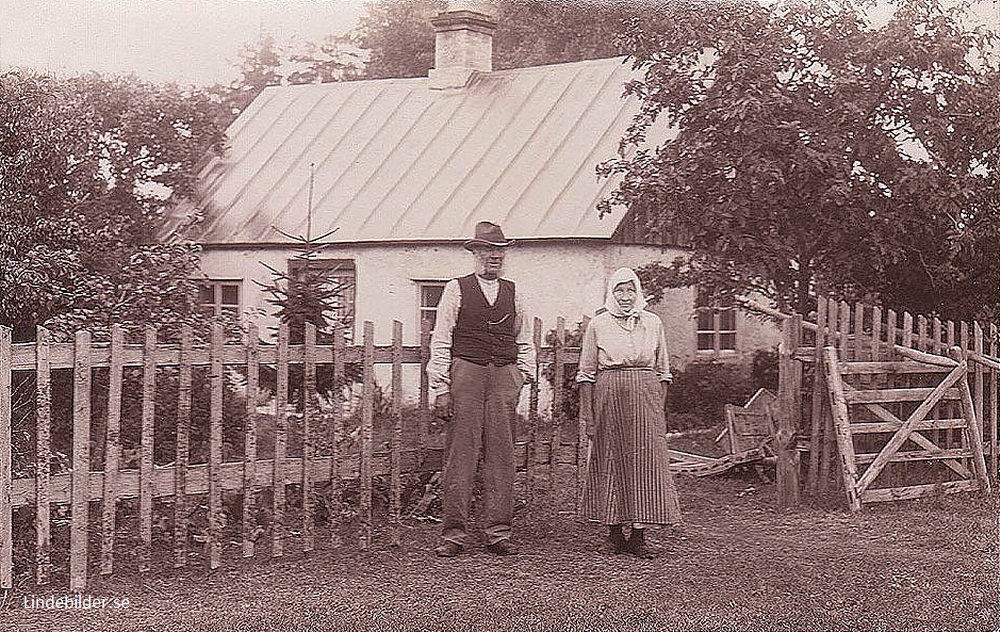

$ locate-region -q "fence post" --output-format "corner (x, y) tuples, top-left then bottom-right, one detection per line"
(390, 321), (403, 547)
(208, 323), (224, 570)
(139, 326), (156, 573)
(359, 321), (374, 551)
(808, 300), (827, 492)
(242, 324), (260, 559)
(776, 315), (801, 507)
(36, 326), (53, 584)
(550, 317), (565, 492)
(990, 323), (998, 484)
(272, 324), (289, 557)
(70, 329), (92, 591)
(0, 326), (11, 590)
(174, 325), (192, 568)
(101, 326), (122, 576)
(302, 323), (316, 553)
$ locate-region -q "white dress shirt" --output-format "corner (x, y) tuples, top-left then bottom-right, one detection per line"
(427, 275), (536, 396)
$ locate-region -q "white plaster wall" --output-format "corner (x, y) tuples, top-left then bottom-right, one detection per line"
(197, 240), (780, 405)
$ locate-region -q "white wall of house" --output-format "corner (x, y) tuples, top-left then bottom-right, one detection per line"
(196, 239), (780, 407)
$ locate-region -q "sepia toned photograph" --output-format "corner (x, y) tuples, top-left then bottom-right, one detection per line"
(1, 0), (998, 630)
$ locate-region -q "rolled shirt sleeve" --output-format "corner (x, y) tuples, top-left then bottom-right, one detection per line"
(427, 279), (461, 396)
(575, 318), (598, 383)
(513, 292), (536, 381)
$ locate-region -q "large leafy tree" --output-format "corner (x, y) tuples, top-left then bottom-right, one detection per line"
(0, 71), (227, 341)
(599, 0), (999, 322)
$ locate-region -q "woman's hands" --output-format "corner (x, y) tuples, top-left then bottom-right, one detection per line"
(579, 382), (595, 438)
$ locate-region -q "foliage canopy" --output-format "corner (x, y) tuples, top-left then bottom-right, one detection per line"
(0, 71), (227, 340)
(600, 0), (999, 322)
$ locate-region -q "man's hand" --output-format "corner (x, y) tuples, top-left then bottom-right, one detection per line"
(434, 393), (453, 420)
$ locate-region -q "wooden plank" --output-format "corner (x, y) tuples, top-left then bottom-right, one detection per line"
(854, 362), (968, 494)
(902, 311), (914, 350)
(894, 346), (959, 367)
(242, 324), (259, 558)
(838, 361), (952, 375)
(330, 324), (344, 548)
(776, 315), (800, 507)
(851, 419), (969, 433)
(301, 323), (316, 553)
(359, 321), (375, 550)
(861, 479), (978, 503)
(843, 388), (961, 404)
(990, 323), (998, 484)
(35, 327), (52, 584)
(417, 328), (430, 466)
(8, 342), (431, 371)
(577, 316), (590, 504)
(526, 317), (542, 500)
(958, 371), (992, 495)
(945, 321), (957, 449)
(960, 322), (971, 471)
(174, 325), (192, 568)
(69, 329), (91, 591)
(820, 298), (839, 491)
(0, 326), (12, 589)
(973, 322), (985, 475)
(854, 448), (972, 464)
(100, 326), (122, 576)
(208, 323), (224, 570)
(808, 298), (827, 492)
(853, 303), (865, 359)
(272, 324), (289, 557)
(9, 448), (450, 507)
(932, 317), (943, 354)
(390, 321), (403, 547)
(825, 346), (861, 511)
(917, 315), (928, 352)
(551, 317), (565, 492)
(870, 306), (882, 360)
(139, 326), (156, 573)
(838, 301), (851, 358)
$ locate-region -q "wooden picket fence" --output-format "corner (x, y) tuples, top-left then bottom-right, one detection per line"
(752, 297), (999, 507)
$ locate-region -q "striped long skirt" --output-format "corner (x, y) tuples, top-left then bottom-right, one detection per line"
(579, 368), (682, 526)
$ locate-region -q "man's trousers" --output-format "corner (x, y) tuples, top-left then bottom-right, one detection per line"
(441, 358), (523, 546)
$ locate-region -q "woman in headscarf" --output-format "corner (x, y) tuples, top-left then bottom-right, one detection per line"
(577, 267), (682, 557)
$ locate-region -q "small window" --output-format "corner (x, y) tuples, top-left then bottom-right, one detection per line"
(198, 280), (241, 317)
(417, 281), (447, 335)
(695, 287), (737, 353)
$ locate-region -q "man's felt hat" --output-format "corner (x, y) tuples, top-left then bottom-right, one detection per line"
(463, 221), (515, 251)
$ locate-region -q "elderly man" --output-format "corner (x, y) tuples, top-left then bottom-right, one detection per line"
(428, 221), (536, 557)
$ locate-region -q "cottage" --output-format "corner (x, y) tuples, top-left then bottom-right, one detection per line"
(165, 4), (779, 400)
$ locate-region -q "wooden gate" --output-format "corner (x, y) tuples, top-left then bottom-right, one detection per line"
(824, 344), (991, 511)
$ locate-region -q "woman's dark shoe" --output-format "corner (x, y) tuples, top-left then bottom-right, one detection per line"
(607, 525), (627, 554)
(627, 528), (655, 559)
(486, 540), (519, 556)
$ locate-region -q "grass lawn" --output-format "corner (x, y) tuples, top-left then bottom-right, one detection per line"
(3, 466), (997, 632)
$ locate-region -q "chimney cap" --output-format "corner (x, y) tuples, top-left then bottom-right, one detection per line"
(431, 9), (497, 34)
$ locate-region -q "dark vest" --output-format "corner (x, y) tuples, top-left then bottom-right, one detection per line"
(453, 273), (518, 366)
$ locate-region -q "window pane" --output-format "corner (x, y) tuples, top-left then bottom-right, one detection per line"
(719, 332), (736, 350)
(718, 309), (736, 331)
(221, 284), (239, 306)
(421, 285), (444, 307)
(198, 285), (214, 304)
(697, 333), (715, 350)
(696, 309), (713, 330)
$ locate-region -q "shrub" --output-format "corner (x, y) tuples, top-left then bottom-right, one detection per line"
(666, 361), (753, 426)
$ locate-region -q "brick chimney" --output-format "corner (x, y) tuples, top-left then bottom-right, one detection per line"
(428, 1), (497, 90)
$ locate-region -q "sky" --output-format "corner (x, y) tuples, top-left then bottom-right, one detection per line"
(0, 0), (996, 87)
(0, 0), (368, 87)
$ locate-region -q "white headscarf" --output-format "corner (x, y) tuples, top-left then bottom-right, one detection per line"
(603, 267), (648, 319)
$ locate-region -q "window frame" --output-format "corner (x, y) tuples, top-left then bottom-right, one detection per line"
(197, 279), (242, 318)
(694, 293), (738, 356)
(414, 279), (449, 337)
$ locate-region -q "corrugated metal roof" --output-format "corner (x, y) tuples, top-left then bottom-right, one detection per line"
(169, 56), (657, 245)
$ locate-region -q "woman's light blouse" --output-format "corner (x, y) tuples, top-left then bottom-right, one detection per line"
(575, 310), (672, 383)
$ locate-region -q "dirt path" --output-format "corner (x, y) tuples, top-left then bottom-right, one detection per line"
(4, 472), (997, 631)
